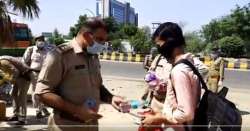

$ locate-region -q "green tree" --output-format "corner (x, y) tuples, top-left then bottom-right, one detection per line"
(202, 3), (250, 56)
(103, 17), (122, 41)
(202, 19), (222, 43)
(0, 0), (40, 45)
(231, 4), (250, 42)
(185, 31), (206, 54)
(103, 17), (119, 33)
(121, 24), (138, 38)
(130, 28), (153, 53)
(68, 16), (147, 53)
(49, 29), (65, 46)
(103, 17), (138, 51)
(68, 15), (88, 38)
(230, 4), (250, 56)
(218, 36), (245, 57)
(110, 39), (122, 51)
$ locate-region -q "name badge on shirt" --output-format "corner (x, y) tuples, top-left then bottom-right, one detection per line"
(157, 65), (163, 68)
(75, 65), (85, 70)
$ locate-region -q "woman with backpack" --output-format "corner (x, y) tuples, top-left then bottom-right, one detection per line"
(141, 22), (201, 131)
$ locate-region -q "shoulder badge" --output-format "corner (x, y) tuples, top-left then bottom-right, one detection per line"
(57, 43), (73, 54)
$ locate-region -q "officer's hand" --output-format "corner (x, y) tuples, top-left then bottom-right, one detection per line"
(75, 106), (103, 122)
(111, 96), (126, 111)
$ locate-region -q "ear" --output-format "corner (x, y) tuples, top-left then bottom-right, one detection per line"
(82, 32), (91, 39)
(82, 32), (94, 46)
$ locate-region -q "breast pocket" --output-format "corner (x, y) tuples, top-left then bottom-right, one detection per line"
(31, 53), (42, 62)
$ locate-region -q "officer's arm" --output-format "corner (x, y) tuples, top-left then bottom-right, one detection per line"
(22, 47), (33, 66)
(39, 92), (83, 116)
(100, 85), (114, 103)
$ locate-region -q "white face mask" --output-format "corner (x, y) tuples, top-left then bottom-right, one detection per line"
(87, 41), (105, 54)
(36, 41), (46, 49)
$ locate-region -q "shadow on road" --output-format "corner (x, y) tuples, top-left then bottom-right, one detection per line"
(0, 115), (48, 131)
(0, 127), (47, 131)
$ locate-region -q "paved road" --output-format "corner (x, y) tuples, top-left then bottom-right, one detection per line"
(101, 61), (250, 89)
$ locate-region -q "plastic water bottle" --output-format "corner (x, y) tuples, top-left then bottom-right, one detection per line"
(119, 102), (131, 113)
(130, 100), (144, 109)
(84, 98), (97, 112)
(144, 72), (157, 82)
(145, 72), (159, 89)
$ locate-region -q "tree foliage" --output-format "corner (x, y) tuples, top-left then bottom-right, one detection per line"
(68, 16), (153, 53)
(103, 17), (119, 33)
(185, 31), (205, 54)
(218, 36), (245, 57)
(0, 0), (40, 45)
(68, 15), (88, 38)
(202, 3), (250, 57)
(121, 24), (138, 38)
(130, 27), (153, 53)
(48, 29), (65, 46)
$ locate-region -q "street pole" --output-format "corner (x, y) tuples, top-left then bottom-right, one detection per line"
(152, 22), (161, 33)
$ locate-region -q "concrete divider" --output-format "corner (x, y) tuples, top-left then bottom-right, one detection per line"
(199, 57), (250, 69)
(99, 52), (250, 69)
(99, 52), (145, 62)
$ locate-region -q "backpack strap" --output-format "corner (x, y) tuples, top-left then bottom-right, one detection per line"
(173, 59), (208, 94)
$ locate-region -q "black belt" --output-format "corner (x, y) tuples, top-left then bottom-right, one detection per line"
(32, 70), (40, 73)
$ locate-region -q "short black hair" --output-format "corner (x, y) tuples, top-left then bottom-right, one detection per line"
(78, 18), (107, 34)
(152, 22), (185, 46)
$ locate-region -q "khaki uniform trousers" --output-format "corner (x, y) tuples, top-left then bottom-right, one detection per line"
(12, 77), (29, 119)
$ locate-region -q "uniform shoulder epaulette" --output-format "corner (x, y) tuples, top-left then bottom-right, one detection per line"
(57, 43), (73, 54)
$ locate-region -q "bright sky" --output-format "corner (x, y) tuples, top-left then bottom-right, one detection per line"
(11, 0), (249, 35)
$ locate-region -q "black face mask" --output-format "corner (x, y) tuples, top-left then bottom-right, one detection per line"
(157, 41), (177, 59)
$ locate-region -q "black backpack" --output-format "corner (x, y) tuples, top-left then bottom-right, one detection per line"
(174, 59), (242, 131)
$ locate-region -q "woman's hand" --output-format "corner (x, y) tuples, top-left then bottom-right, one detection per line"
(141, 113), (166, 131)
(142, 113), (164, 125)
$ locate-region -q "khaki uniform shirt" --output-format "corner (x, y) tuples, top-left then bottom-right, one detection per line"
(149, 55), (172, 81)
(148, 55), (172, 112)
(35, 39), (102, 126)
(23, 44), (54, 71)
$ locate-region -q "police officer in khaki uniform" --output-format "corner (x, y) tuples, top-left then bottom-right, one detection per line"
(207, 49), (225, 93)
(23, 35), (54, 118)
(142, 53), (208, 113)
(35, 18), (125, 131)
(0, 56), (30, 124)
(145, 54), (172, 113)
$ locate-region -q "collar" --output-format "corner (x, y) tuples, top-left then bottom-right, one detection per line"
(70, 38), (85, 54)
